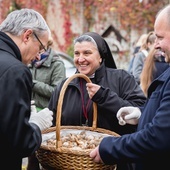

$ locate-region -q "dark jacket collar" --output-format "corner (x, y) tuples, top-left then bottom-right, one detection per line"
(0, 31), (21, 61)
(94, 62), (106, 83)
(148, 66), (170, 97)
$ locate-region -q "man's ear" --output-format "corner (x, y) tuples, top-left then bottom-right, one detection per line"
(22, 29), (33, 43)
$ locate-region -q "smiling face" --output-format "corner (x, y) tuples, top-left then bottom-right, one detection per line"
(154, 8), (170, 63)
(74, 41), (102, 76)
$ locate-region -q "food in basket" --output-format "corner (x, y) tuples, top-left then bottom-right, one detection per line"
(45, 130), (108, 150)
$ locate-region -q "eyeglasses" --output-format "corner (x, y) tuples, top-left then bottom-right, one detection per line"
(33, 32), (47, 54)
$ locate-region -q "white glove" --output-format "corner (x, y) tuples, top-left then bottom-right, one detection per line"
(29, 108), (53, 131)
(31, 100), (37, 114)
(116, 106), (141, 125)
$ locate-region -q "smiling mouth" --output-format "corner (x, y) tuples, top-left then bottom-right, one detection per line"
(79, 64), (88, 67)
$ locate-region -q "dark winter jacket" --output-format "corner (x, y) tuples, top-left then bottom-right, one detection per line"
(153, 55), (169, 80)
(99, 66), (170, 170)
(0, 32), (42, 170)
(48, 62), (146, 135)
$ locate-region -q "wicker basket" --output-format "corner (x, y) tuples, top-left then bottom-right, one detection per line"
(36, 73), (120, 170)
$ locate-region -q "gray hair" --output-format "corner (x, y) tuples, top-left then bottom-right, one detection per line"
(0, 8), (50, 37)
(74, 35), (98, 49)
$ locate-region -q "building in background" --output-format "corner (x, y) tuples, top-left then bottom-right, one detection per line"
(0, 0), (168, 69)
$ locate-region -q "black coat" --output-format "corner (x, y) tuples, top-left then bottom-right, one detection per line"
(0, 32), (41, 170)
(49, 62), (146, 135)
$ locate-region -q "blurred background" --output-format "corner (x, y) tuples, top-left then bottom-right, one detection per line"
(0, 0), (169, 70)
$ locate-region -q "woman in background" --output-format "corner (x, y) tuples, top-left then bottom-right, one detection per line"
(29, 39), (66, 110)
(140, 47), (169, 97)
(132, 31), (156, 84)
(128, 33), (148, 74)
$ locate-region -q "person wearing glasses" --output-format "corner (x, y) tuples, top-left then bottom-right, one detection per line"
(0, 8), (53, 169)
(29, 38), (66, 110)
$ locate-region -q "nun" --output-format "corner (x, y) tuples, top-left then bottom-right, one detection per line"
(48, 32), (146, 169)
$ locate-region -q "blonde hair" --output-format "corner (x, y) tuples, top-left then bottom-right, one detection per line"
(140, 31), (156, 51)
(136, 34), (148, 47)
(140, 47), (156, 96)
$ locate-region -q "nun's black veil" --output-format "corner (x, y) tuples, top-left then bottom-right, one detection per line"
(84, 32), (117, 69)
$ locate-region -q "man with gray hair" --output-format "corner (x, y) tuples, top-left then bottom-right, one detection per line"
(0, 8), (53, 169)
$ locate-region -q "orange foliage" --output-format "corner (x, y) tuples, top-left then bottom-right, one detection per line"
(0, 0), (169, 52)
(0, 0), (11, 23)
(56, 0), (168, 33)
(0, 0), (48, 20)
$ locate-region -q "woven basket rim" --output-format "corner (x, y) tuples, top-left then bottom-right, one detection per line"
(41, 126), (120, 155)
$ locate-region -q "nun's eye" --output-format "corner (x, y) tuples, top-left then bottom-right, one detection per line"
(74, 52), (79, 56)
(84, 51), (92, 55)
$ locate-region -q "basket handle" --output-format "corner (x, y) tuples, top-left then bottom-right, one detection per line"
(56, 73), (97, 148)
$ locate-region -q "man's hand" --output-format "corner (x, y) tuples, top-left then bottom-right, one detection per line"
(116, 106), (141, 125)
(89, 146), (103, 163)
(29, 108), (53, 131)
